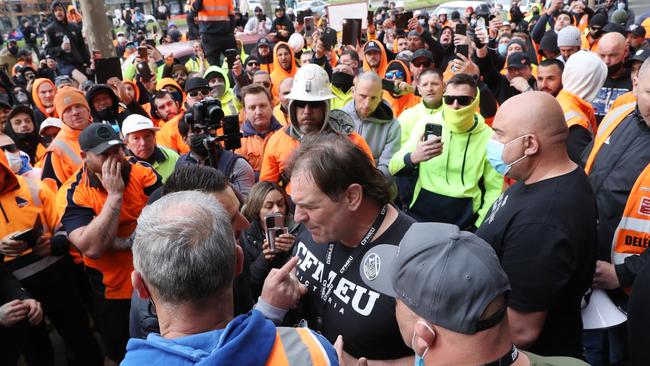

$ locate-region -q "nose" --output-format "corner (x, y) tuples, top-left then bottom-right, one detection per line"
(294, 206), (307, 223)
(234, 212), (250, 232)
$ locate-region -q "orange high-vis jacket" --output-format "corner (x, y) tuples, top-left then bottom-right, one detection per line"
(556, 89), (597, 134)
(270, 42), (297, 99)
(259, 127), (375, 190)
(157, 112), (190, 154)
(584, 102), (645, 293)
(57, 162), (162, 299)
(41, 122), (84, 191)
(197, 0), (233, 22)
(382, 60), (420, 118)
(610, 91), (636, 111)
(32, 78), (58, 119)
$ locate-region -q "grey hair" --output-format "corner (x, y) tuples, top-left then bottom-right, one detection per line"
(356, 70), (382, 85)
(132, 190), (236, 304)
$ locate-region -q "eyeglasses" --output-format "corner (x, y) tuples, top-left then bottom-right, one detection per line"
(293, 100), (326, 109)
(172, 72), (187, 79)
(187, 89), (210, 97)
(257, 81), (271, 88)
(385, 70), (404, 79)
(443, 95), (474, 106)
(412, 60), (432, 68)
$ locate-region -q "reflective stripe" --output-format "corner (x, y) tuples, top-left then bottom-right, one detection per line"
(24, 178), (41, 207)
(564, 110), (582, 121)
(296, 328), (332, 366)
(618, 217), (650, 233)
(203, 5), (229, 10)
(595, 102), (636, 139)
(52, 139), (82, 165)
(278, 327), (315, 366)
(12, 255), (62, 280)
(197, 15), (230, 21)
(612, 251), (633, 265)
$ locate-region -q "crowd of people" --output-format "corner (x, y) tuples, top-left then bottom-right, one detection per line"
(1, 0), (650, 365)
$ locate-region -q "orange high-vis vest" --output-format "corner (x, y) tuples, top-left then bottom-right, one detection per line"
(197, 0), (233, 22)
(556, 89), (597, 135)
(583, 102), (646, 291)
(265, 327), (331, 366)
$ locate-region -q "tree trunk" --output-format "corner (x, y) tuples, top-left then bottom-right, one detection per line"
(6, 1), (18, 29)
(261, 0), (273, 19)
(79, 0), (116, 58)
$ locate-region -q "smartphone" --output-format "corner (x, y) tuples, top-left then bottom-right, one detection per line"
(11, 216), (43, 248)
(304, 16), (315, 37)
(223, 115), (242, 150)
(145, 38), (156, 47)
(396, 11), (413, 30)
(455, 23), (467, 36)
(297, 10), (305, 24)
(367, 11), (374, 26)
(342, 18), (362, 46)
(455, 23), (468, 59)
(264, 213), (287, 253)
(423, 123), (443, 141)
(138, 46), (148, 60)
(476, 17), (486, 30)
(225, 48), (238, 69)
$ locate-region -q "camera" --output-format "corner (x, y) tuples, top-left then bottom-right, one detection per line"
(184, 97), (242, 152)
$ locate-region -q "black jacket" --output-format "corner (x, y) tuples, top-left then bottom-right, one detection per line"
(86, 84), (148, 131)
(44, 5), (90, 69)
(475, 50), (536, 105)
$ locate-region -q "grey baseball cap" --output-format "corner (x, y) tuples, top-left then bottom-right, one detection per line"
(360, 222), (510, 335)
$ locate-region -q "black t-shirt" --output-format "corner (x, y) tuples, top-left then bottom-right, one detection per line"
(628, 260), (650, 366)
(476, 168), (597, 358)
(292, 209), (415, 360)
(592, 69), (633, 123)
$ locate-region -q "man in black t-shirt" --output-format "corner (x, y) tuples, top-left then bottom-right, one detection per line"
(287, 134), (415, 363)
(476, 92), (597, 358)
(593, 32), (633, 123)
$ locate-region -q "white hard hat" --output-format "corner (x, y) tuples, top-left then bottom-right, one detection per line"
(287, 33), (305, 55)
(286, 64), (335, 102)
(39, 117), (62, 135)
(122, 114), (160, 137)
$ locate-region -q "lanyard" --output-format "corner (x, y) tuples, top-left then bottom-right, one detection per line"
(316, 205), (387, 330)
(484, 345), (519, 366)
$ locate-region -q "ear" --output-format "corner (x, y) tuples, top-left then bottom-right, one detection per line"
(344, 183), (363, 211)
(80, 151), (87, 160)
(132, 271), (150, 299)
(234, 244), (244, 277)
(414, 320), (437, 351)
(523, 134), (539, 155)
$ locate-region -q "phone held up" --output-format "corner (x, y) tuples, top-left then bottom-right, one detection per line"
(264, 213), (288, 253)
(423, 123), (442, 141)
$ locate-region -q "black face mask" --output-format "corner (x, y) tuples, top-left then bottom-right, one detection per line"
(331, 72), (354, 92)
(95, 107), (115, 122)
(591, 29), (603, 39)
(190, 134), (209, 157)
(14, 132), (34, 142)
(41, 135), (54, 146)
(607, 62), (623, 77)
(7, 45), (18, 55)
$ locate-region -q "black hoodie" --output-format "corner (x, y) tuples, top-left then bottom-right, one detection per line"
(86, 84), (148, 131)
(44, 1), (90, 70)
(3, 108), (41, 165)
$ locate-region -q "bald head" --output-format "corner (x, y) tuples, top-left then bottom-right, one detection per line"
(494, 91), (568, 146)
(635, 58), (650, 127)
(598, 32), (628, 67)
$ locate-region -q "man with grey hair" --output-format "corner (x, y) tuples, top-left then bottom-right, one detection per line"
(123, 190), (339, 365)
(341, 71), (401, 180)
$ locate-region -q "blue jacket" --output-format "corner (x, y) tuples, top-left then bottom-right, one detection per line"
(122, 310), (339, 365)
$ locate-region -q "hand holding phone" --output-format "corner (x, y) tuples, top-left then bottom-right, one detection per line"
(423, 123), (443, 141)
(225, 48), (238, 69)
(264, 213), (287, 253)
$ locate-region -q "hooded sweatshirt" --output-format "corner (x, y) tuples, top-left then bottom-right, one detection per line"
(389, 92), (502, 229)
(32, 78), (58, 125)
(382, 60), (420, 118)
(86, 84), (149, 133)
(560, 50), (607, 162)
(341, 100), (401, 178)
(44, 1), (90, 69)
(121, 310), (338, 365)
(362, 40), (389, 77)
(3, 110), (45, 165)
(269, 42), (297, 98)
(203, 66), (241, 116)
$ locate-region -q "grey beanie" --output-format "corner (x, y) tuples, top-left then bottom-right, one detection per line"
(611, 9), (628, 25)
(557, 25), (582, 47)
(507, 38), (527, 52)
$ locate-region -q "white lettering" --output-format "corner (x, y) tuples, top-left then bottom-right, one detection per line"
(333, 277), (355, 304)
(351, 286), (380, 316)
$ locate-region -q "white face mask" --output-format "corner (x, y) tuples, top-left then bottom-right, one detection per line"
(412, 321), (435, 366)
(6, 151), (23, 173)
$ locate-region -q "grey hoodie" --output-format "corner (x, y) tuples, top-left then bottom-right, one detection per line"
(341, 100), (401, 178)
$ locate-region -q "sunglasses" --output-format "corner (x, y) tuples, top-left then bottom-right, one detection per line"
(293, 100), (326, 109)
(187, 89), (210, 97)
(443, 95), (474, 106)
(172, 72), (187, 78)
(385, 70), (404, 79)
(247, 62), (260, 67)
(412, 60), (432, 68)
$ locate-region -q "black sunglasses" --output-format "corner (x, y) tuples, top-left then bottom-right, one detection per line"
(293, 100), (326, 109)
(412, 60), (432, 68)
(187, 89), (210, 97)
(443, 95), (474, 106)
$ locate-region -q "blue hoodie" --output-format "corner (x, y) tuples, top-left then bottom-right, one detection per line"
(121, 310), (338, 365)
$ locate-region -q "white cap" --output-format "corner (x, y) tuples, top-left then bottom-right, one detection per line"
(288, 33), (305, 55)
(39, 117), (62, 135)
(557, 26), (582, 48)
(121, 114), (160, 137)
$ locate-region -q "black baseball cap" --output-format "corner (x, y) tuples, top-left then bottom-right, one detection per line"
(627, 24), (646, 38)
(506, 52), (532, 69)
(411, 48), (433, 62)
(184, 77), (210, 93)
(626, 47), (650, 67)
(79, 123), (124, 155)
(365, 41), (382, 53)
(257, 37), (271, 48)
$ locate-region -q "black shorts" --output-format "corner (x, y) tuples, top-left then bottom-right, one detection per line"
(93, 296), (130, 362)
